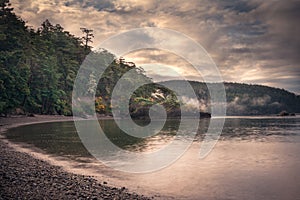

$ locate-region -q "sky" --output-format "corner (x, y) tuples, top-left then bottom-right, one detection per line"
(10, 0), (300, 94)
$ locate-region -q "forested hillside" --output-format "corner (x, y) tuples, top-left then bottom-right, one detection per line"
(162, 80), (300, 116)
(0, 0), (89, 115)
(0, 0), (177, 117)
(1, 0), (299, 117)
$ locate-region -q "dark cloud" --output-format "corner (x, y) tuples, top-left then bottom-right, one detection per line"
(217, 0), (258, 13)
(263, 1), (300, 63)
(65, 0), (116, 12)
(9, 0), (300, 94)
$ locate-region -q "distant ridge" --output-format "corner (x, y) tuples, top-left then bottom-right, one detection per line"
(159, 80), (300, 116)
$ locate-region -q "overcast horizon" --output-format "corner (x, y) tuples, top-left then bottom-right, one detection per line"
(10, 0), (300, 94)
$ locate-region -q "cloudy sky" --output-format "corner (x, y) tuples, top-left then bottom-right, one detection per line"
(10, 0), (300, 94)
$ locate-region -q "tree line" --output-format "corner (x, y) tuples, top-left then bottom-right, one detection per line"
(0, 0), (178, 117)
(0, 0), (90, 115)
(1, 0), (298, 117)
(162, 80), (300, 115)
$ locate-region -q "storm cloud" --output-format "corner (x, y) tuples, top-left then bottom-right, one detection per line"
(10, 0), (300, 94)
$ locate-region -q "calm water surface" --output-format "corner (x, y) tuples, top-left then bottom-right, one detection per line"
(5, 116), (300, 200)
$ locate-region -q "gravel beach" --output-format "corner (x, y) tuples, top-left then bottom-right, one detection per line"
(0, 115), (151, 200)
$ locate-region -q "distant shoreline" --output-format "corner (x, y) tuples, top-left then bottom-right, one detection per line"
(0, 115), (74, 132)
(1, 113), (298, 130)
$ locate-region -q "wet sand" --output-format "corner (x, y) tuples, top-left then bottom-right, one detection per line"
(0, 115), (151, 199)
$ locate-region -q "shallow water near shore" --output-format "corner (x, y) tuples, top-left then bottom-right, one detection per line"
(4, 116), (300, 199)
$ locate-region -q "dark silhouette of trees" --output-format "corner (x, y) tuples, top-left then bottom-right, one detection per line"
(80, 27), (94, 51)
(1, 0), (299, 116)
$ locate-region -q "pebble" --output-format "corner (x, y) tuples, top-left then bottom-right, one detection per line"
(0, 140), (151, 199)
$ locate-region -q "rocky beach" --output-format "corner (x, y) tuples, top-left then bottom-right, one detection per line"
(0, 115), (151, 200)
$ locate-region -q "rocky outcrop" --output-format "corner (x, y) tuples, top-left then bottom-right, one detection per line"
(278, 111), (296, 116)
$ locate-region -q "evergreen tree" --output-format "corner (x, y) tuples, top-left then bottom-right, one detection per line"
(0, 0), (30, 115)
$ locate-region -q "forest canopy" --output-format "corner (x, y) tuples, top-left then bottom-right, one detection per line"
(0, 0), (88, 115)
(1, 0), (299, 117)
(0, 0), (178, 117)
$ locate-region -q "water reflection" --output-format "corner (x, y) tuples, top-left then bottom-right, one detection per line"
(4, 116), (300, 199)
(4, 117), (300, 161)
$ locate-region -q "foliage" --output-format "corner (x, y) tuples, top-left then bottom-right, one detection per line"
(95, 96), (105, 113)
(1, 1), (298, 117)
(0, 1), (174, 116)
(0, 1), (86, 115)
(162, 80), (300, 115)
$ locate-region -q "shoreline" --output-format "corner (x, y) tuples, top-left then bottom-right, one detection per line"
(0, 115), (151, 199)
